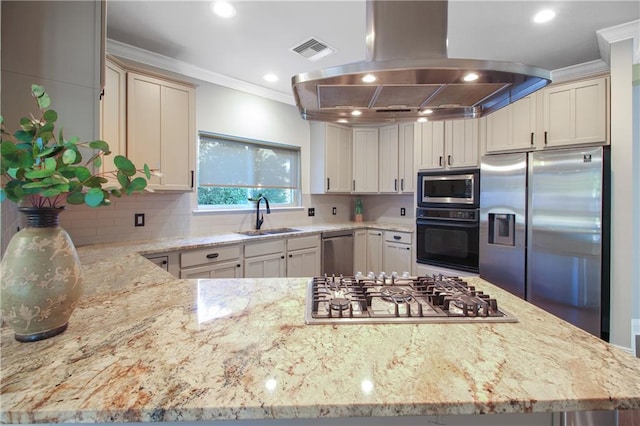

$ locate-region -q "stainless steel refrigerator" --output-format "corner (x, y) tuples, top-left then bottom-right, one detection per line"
(479, 146), (610, 340)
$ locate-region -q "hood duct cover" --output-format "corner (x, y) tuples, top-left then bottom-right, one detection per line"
(291, 0), (552, 123)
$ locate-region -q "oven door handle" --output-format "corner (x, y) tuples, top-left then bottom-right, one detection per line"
(416, 219), (479, 228)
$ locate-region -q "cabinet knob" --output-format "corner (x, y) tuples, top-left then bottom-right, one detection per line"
(162, 260), (168, 265)
(394, 179), (398, 191)
(393, 235), (401, 240)
(447, 155), (452, 166)
(530, 132), (534, 145)
(544, 131), (548, 145)
(439, 156), (443, 167)
(327, 178), (330, 191)
(288, 254), (293, 258)
(400, 179), (404, 191)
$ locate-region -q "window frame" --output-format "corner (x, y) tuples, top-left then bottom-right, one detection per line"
(196, 131), (302, 212)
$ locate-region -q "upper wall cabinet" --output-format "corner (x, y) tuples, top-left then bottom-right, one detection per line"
(353, 128), (379, 193)
(485, 95), (537, 153)
(127, 72), (196, 191)
(541, 77), (609, 148)
(418, 119), (479, 170)
(397, 123), (416, 193)
(310, 123), (353, 194)
(100, 58), (127, 175)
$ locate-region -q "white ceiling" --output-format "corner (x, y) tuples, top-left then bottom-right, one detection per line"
(106, 0), (640, 104)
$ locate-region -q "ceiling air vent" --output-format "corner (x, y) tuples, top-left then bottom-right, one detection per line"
(290, 37), (335, 61)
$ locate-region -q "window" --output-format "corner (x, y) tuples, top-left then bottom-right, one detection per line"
(198, 132), (301, 209)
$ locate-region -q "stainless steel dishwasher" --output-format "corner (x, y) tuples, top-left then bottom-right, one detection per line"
(321, 230), (354, 276)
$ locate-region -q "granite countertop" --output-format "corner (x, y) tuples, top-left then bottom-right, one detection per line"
(75, 222), (412, 264)
(1, 242), (640, 423)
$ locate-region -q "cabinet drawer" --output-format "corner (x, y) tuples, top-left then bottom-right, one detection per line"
(287, 235), (320, 251)
(384, 231), (412, 244)
(181, 245), (241, 268)
(244, 239), (286, 258)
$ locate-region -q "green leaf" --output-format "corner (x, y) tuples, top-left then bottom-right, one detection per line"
(43, 109), (57, 123)
(85, 188), (104, 207)
(117, 170), (130, 187)
(66, 191), (85, 205)
(1, 140), (17, 156)
(114, 155), (136, 176)
(32, 84), (50, 109)
(75, 166), (92, 181)
(144, 164), (151, 179)
(94, 156), (102, 169)
(40, 187), (62, 198)
(44, 157), (57, 171)
(24, 168), (55, 179)
(62, 149), (77, 165)
(37, 145), (64, 158)
(40, 122), (54, 133)
(21, 181), (48, 189)
(88, 140), (110, 152)
(19, 117), (35, 132)
(126, 177), (148, 195)
(14, 130), (34, 144)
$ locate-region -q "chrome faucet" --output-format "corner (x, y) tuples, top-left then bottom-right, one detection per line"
(255, 195), (270, 230)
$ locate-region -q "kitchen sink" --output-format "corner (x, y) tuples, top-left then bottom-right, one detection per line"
(236, 227), (300, 237)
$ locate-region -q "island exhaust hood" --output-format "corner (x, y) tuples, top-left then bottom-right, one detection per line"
(291, 1), (552, 123)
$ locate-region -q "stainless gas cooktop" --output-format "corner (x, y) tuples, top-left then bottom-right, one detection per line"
(305, 274), (517, 324)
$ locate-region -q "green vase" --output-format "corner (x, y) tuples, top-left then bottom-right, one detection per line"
(0, 207), (83, 342)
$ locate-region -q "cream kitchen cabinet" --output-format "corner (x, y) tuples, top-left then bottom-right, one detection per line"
(352, 128), (379, 193)
(397, 122), (416, 193)
(127, 71), (195, 191)
(179, 245), (243, 279)
(485, 95), (537, 153)
(418, 120), (479, 170)
(286, 235), (321, 277)
(354, 229), (368, 274)
(383, 231), (412, 275)
(144, 251), (180, 277)
(541, 77), (608, 148)
(378, 124), (399, 193)
(244, 239), (286, 278)
(310, 122), (353, 193)
(100, 57), (126, 177)
(366, 229), (384, 274)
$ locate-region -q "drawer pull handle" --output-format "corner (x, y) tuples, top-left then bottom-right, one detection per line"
(394, 235), (401, 240)
(206, 253), (219, 259)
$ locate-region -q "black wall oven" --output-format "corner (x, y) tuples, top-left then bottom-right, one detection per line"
(416, 169), (480, 272)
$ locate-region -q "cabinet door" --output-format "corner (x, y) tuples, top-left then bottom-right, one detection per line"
(354, 229), (367, 274)
(325, 124), (353, 192)
(543, 77), (607, 147)
(418, 121), (445, 170)
(366, 230), (384, 273)
(179, 260), (243, 279)
(398, 123), (416, 193)
(100, 59), (126, 175)
(485, 96), (536, 153)
(378, 124), (399, 193)
(127, 72), (195, 191)
(383, 242), (412, 275)
(445, 119), (479, 168)
(244, 253), (286, 278)
(352, 128), (379, 193)
(287, 247), (320, 277)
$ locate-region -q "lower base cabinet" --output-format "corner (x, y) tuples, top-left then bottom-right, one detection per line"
(286, 235), (321, 277)
(383, 231), (412, 275)
(179, 245), (242, 279)
(244, 240), (286, 278)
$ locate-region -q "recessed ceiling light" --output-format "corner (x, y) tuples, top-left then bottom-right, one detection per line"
(362, 74), (377, 83)
(351, 110), (362, 116)
(417, 117), (428, 123)
(210, 1), (236, 18)
(337, 119), (349, 123)
(420, 109), (433, 115)
(463, 72), (479, 82)
(263, 73), (278, 83)
(533, 9), (555, 24)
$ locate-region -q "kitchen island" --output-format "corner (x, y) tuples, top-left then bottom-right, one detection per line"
(1, 246), (639, 425)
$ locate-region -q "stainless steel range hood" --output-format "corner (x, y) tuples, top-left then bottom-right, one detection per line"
(291, 1), (552, 123)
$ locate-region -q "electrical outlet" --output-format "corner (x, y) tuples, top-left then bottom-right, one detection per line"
(308, 208), (315, 217)
(400, 208), (406, 216)
(135, 213), (145, 227)
(332, 207), (337, 215)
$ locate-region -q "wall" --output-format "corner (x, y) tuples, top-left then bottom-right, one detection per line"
(0, 0), (102, 255)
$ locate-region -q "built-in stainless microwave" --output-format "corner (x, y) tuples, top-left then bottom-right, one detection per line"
(417, 169), (480, 208)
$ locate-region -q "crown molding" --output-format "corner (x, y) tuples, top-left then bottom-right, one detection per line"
(597, 19), (640, 65)
(550, 60), (610, 84)
(106, 39), (296, 106)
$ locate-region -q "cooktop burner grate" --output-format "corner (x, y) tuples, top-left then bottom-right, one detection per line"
(305, 274), (517, 324)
